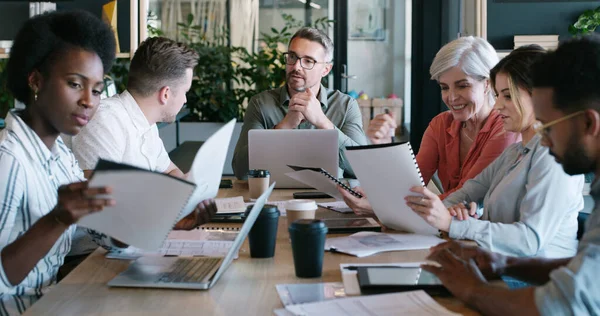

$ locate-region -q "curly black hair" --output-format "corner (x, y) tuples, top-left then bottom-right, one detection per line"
(6, 10), (116, 105)
(532, 35), (600, 113)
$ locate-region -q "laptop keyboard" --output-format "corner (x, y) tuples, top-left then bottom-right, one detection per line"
(158, 257), (221, 283)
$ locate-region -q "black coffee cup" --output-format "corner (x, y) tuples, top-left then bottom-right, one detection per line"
(288, 219), (328, 278)
(245, 204), (280, 258)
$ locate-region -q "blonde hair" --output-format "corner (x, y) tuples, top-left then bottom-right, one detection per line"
(490, 44), (547, 131)
(430, 36), (498, 106)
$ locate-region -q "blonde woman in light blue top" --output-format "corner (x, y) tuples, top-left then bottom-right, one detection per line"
(405, 45), (583, 259)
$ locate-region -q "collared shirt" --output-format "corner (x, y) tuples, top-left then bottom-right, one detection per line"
(0, 110), (115, 315)
(444, 135), (583, 258)
(232, 84), (368, 179)
(417, 110), (520, 199)
(535, 178), (600, 315)
(67, 91), (173, 255)
(68, 90), (172, 172)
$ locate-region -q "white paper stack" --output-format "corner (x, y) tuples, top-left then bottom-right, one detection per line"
(514, 35), (558, 50)
(325, 231), (444, 257)
(278, 290), (460, 316)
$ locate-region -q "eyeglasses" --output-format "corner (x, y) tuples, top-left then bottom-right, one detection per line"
(283, 52), (329, 70)
(532, 110), (585, 138)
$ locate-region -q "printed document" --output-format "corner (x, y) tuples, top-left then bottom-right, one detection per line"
(325, 231), (444, 257)
(283, 290), (460, 316)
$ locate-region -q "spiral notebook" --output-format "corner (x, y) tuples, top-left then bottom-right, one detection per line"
(344, 142), (437, 235)
(199, 223), (241, 231)
(78, 159), (197, 250)
(285, 165), (363, 201)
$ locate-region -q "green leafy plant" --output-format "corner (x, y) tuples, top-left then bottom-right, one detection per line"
(0, 58), (14, 120)
(177, 14), (243, 122)
(569, 6), (600, 35)
(106, 58), (130, 94)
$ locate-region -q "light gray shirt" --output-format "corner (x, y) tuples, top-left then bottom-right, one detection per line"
(232, 84), (368, 179)
(444, 135), (583, 258)
(535, 178), (600, 315)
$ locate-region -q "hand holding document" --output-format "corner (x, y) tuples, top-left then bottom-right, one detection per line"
(79, 120), (236, 250)
(345, 143), (438, 235)
(80, 160), (196, 250)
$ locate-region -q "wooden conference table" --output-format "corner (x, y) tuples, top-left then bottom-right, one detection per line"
(25, 181), (477, 315)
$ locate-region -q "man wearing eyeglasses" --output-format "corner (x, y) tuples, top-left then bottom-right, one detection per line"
(419, 36), (600, 315)
(232, 27), (368, 179)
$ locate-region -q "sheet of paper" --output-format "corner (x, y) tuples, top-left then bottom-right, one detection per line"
(345, 143), (438, 235)
(106, 230), (239, 260)
(339, 262), (424, 295)
(181, 119), (236, 219)
(215, 196), (246, 214)
(318, 201), (353, 214)
(275, 283), (346, 306)
(285, 169), (344, 201)
(81, 169), (196, 250)
(325, 231), (444, 257)
(426, 180), (442, 196)
(284, 290), (461, 316)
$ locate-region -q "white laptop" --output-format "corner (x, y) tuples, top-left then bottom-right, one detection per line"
(107, 183), (275, 290)
(248, 129), (339, 188)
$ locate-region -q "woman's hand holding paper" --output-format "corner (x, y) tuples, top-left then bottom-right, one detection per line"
(337, 186), (376, 217)
(405, 186), (452, 232)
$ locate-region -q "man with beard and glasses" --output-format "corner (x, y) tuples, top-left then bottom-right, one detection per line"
(417, 36), (600, 315)
(232, 27), (368, 179)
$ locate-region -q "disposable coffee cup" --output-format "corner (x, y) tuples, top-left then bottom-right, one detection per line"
(248, 169), (270, 199)
(285, 199), (317, 226)
(288, 219), (328, 278)
(245, 204), (280, 258)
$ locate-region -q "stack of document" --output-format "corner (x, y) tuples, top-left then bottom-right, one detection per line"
(274, 290), (460, 316)
(514, 35), (558, 50)
(325, 231), (444, 257)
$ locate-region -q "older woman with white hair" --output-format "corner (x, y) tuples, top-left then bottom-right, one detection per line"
(342, 36), (519, 215)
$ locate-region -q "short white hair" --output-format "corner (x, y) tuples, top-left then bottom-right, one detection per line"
(430, 36), (498, 106)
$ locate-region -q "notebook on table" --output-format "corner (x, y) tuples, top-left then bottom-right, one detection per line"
(107, 183), (275, 290)
(285, 165), (363, 200)
(344, 142), (438, 235)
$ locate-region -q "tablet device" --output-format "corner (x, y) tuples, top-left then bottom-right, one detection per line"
(357, 266), (448, 296)
(322, 218), (381, 233)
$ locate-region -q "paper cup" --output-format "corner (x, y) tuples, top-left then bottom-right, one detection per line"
(286, 199), (318, 226)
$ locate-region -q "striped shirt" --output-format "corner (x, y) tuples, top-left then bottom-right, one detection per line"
(0, 110), (113, 315)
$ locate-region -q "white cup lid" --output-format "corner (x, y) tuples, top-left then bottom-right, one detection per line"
(285, 199), (318, 211)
